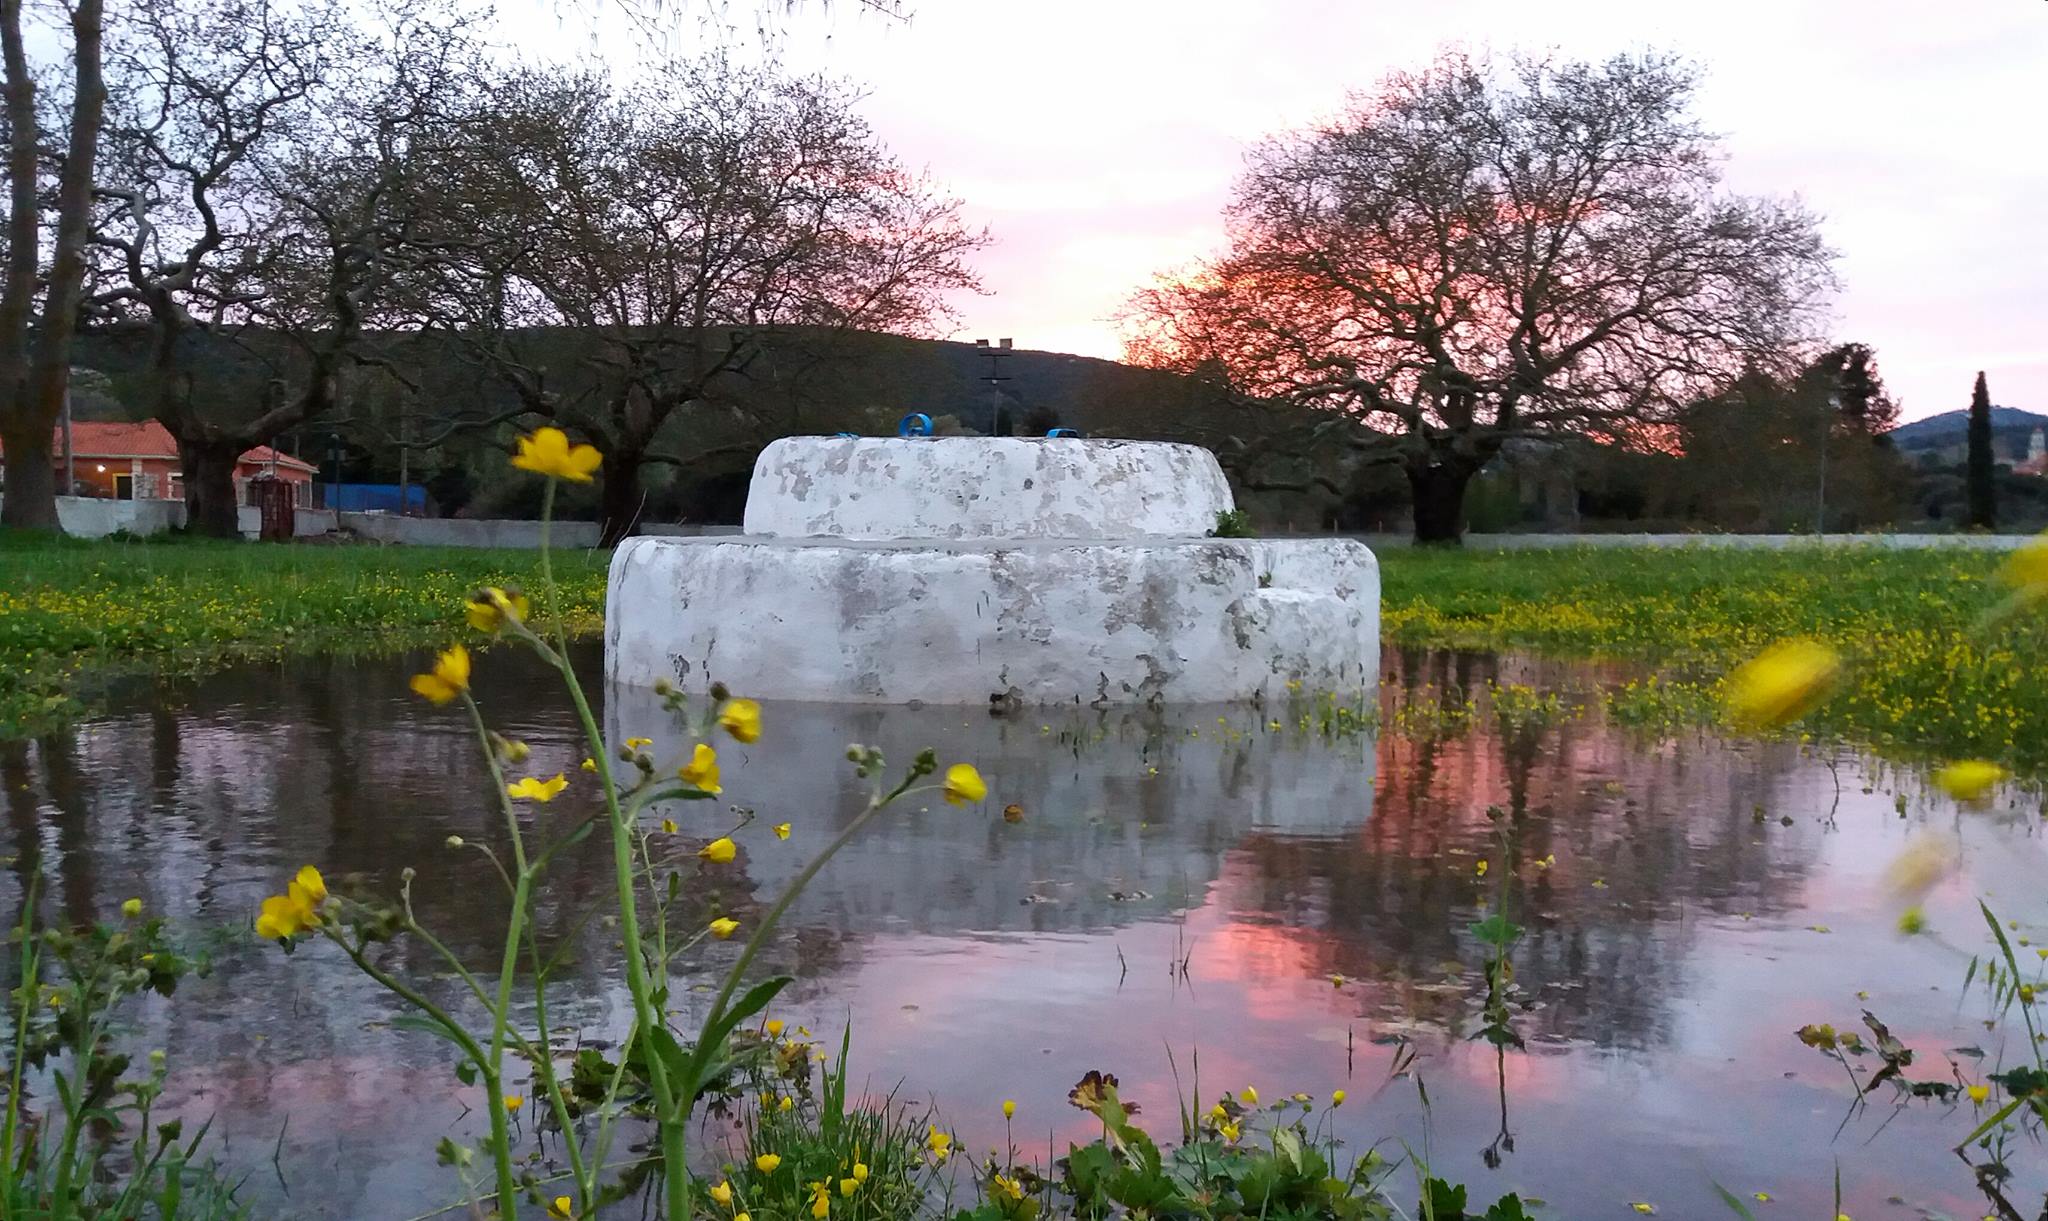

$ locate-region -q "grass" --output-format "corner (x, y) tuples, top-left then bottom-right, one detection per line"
(0, 529), (609, 734)
(1380, 544), (2048, 771)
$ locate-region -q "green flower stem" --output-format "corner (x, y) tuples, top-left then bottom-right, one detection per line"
(463, 692), (540, 1216)
(331, 932), (511, 1206)
(533, 477), (686, 1217)
(0, 875), (42, 1196)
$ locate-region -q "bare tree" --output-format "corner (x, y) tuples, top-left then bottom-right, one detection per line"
(89, 0), (483, 535)
(0, 0), (105, 529)
(403, 58), (984, 544)
(1124, 51), (1835, 542)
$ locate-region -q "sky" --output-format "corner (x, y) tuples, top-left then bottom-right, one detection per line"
(511, 0), (2047, 422)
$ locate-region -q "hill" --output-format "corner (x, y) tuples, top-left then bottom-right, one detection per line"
(1889, 405), (2048, 449)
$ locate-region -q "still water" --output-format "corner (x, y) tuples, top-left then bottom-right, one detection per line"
(1, 644), (2041, 1219)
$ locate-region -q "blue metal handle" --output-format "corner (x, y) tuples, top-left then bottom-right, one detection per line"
(1046, 427), (1082, 438)
(834, 431), (859, 438)
(897, 412), (934, 437)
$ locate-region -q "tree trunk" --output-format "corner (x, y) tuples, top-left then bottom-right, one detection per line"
(597, 448), (644, 547)
(181, 438), (243, 538)
(0, 415), (57, 528)
(1967, 370), (1995, 530)
(1407, 458), (1475, 544)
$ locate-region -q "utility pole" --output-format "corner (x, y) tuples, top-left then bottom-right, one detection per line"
(1815, 391), (1834, 536)
(975, 338), (1014, 435)
(396, 406), (410, 517)
(59, 387), (73, 498)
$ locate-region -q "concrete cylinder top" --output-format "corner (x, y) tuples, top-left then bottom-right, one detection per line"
(741, 436), (1234, 540)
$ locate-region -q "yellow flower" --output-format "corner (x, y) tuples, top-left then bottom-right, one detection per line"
(1998, 532), (2048, 600)
(1331, 1089), (1346, 1106)
(766, 1019), (785, 1037)
(1968, 1083), (1991, 1104)
(1219, 1120), (1241, 1143)
(774, 822), (792, 840)
(580, 757), (597, 772)
(839, 1178), (857, 1197)
(1631, 1206), (1656, 1216)
(755, 1153), (782, 1173)
(465, 587), (530, 634)
(779, 1094), (794, 1112)
(943, 763), (987, 805)
(1002, 1099), (1016, 1119)
(680, 743), (723, 794)
(661, 818), (677, 834)
(851, 1162), (868, 1184)
(1935, 760), (2006, 803)
(992, 1174), (1024, 1202)
(709, 917), (740, 939)
(547, 1196), (573, 1220)
(510, 427), (602, 483)
(409, 644), (472, 705)
(700, 837), (737, 864)
(1207, 1102), (1228, 1125)
(709, 1181), (734, 1207)
(1241, 1084), (1259, 1106)
(1724, 638), (1841, 729)
(121, 898), (143, 918)
(718, 698), (763, 744)
(503, 1094), (522, 1112)
(1753, 1194), (1771, 1203)
(810, 1185), (830, 1219)
(926, 1126), (952, 1162)
(1475, 860), (1488, 877)
(255, 893), (311, 940)
(1884, 833), (1959, 902)
(507, 774), (569, 803)
(735, 1214), (751, 1221)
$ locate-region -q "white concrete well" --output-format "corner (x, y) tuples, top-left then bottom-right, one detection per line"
(606, 437), (1379, 705)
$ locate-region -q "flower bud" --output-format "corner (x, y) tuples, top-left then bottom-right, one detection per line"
(401, 866), (417, 883)
(445, 835), (465, 849)
(709, 681), (731, 702)
(653, 677), (674, 696)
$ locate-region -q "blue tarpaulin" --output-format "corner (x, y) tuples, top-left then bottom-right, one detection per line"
(329, 483), (429, 513)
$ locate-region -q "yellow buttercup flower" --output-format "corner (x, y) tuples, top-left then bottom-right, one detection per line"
(839, 1178), (857, 1197)
(547, 1196), (573, 1220)
(254, 894), (308, 940)
(773, 822), (791, 840)
(755, 1153), (782, 1173)
(809, 1184), (830, 1219)
(1002, 1099), (1015, 1118)
(992, 1174), (1024, 1202)
(765, 1019), (785, 1037)
(735, 1214), (751, 1221)
(851, 1163), (868, 1184)
(409, 644), (471, 705)
(681, 743), (723, 794)
(926, 1126), (952, 1162)
(778, 1094), (794, 1112)
(660, 818), (677, 834)
(1240, 1084), (1259, 1106)
(1475, 860), (1488, 877)
(700, 837), (737, 864)
(1968, 1083), (1991, 1104)
(507, 774), (568, 803)
(943, 763), (987, 805)
(1219, 1120), (1241, 1143)
(1331, 1089), (1346, 1106)
(121, 898), (142, 918)
(709, 917), (740, 939)
(709, 1181), (734, 1207)
(580, 757), (597, 772)
(1724, 638), (1841, 729)
(1883, 832), (1959, 901)
(465, 587), (531, 634)
(718, 698), (762, 744)
(503, 1094), (522, 1112)
(1935, 760), (2006, 803)
(510, 427), (602, 483)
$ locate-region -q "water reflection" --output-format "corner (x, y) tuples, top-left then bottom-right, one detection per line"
(0, 644), (2039, 1218)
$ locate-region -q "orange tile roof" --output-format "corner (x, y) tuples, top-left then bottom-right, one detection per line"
(0, 419), (318, 474)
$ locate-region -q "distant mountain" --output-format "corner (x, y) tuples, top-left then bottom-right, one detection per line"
(1890, 405), (2048, 448)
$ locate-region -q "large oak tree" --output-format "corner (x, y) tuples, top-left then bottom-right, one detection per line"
(1125, 51), (1835, 542)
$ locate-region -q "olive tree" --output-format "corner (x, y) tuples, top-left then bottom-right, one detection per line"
(1124, 51), (1835, 542)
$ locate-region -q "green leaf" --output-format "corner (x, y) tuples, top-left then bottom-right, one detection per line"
(1710, 1183), (1760, 1221)
(1423, 1177), (1468, 1219)
(1468, 915), (1523, 948)
(1483, 1193), (1533, 1221)
(684, 975), (794, 1095)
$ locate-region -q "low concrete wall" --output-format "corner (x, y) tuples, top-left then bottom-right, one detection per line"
(52, 497), (187, 538)
(1359, 532), (2043, 551)
(334, 515), (739, 548)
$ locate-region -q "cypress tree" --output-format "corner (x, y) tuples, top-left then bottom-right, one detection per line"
(1967, 371), (1996, 529)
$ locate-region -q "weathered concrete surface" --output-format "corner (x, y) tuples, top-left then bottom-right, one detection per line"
(1358, 532), (2046, 550)
(744, 436), (1233, 540)
(606, 534), (1378, 704)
